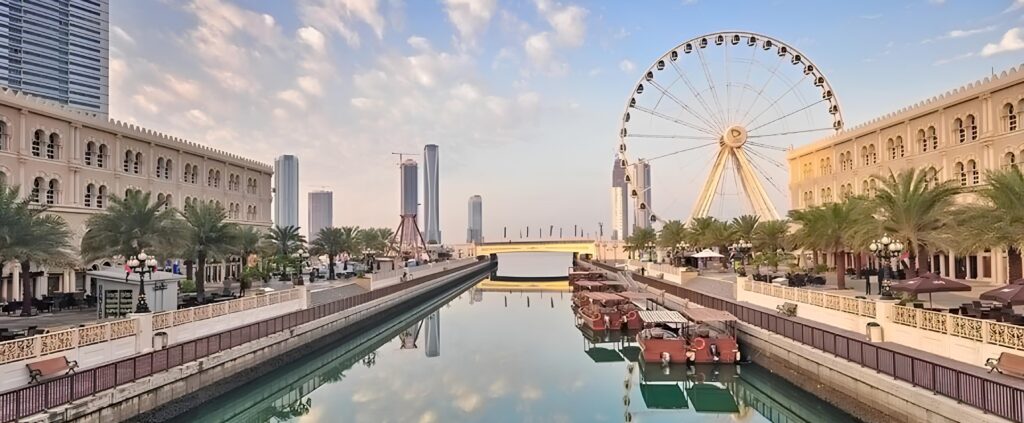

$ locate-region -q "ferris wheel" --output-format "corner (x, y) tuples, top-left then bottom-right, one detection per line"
(617, 31), (843, 225)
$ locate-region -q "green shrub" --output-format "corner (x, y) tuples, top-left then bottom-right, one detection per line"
(179, 279), (196, 293)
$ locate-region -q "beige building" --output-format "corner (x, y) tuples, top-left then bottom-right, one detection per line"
(787, 65), (1024, 285)
(0, 89), (273, 300)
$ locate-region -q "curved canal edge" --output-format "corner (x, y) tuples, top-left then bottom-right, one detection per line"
(44, 259), (494, 423)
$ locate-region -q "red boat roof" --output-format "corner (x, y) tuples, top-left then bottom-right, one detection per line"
(638, 310), (686, 323)
(574, 280), (605, 287)
(583, 292), (625, 301)
(681, 307), (737, 322)
(618, 292), (660, 300)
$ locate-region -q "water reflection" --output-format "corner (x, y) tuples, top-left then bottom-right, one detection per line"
(180, 278), (858, 423)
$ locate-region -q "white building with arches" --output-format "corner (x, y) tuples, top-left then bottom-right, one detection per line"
(0, 89), (273, 301)
(788, 64), (1024, 285)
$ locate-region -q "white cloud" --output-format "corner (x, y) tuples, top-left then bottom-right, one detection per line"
(299, 0), (386, 47)
(111, 25), (135, 46)
(933, 51), (974, 65)
(442, 0), (497, 45)
(619, 59), (635, 72)
(408, 36), (432, 51)
(981, 28), (1024, 56)
(928, 0), (945, 4)
(132, 94), (160, 114)
(185, 109), (214, 127)
(535, 0), (587, 46)
(277, 89), (308, 109)
(297, 26), (327, 54)
(1006, 0), (1024, 13)
(164, 75), (201, 101)
(922, 25), (996, 43)
(297, 76), (323, 95)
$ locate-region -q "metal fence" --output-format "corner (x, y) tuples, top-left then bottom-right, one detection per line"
(0, 260), (486, 422)
(590, 261), (1024, 423)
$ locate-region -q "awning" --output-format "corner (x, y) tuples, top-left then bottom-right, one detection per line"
(583, 292), (625, 302)
(641, 384), (688, 409)
(687, 383), (739, 413)
(680, 307), (737, 323)
(573, 280), (605, 288)
(618, 292), (660, 300)
(585, 347), (623, 363)
(638, 310), (687, 323)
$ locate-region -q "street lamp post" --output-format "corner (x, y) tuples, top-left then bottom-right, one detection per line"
(730, 239), (753, 274)
(127, 251), (159, 313)
(292, 249), (310, 284)
(868, 235), (904, 299)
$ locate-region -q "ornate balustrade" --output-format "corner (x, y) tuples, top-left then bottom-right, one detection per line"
(152, 288), (300, 332)
(746, 280), (876, 318)
(890, 305), (1024, 351)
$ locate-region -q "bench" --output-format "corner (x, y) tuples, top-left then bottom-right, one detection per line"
(777, 302), (797, 317)
(26, 356), (78, 384)
(986, 352), (1024, 378)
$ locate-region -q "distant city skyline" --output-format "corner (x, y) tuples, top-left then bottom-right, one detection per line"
(423, 144), (441, 244)
(467, 195), (483, 244)
(308, 190), (333, 240)
(106, 1), (1024, 241)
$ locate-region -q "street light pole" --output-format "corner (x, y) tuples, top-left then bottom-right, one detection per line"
(128, 251), (159, 313)
(868, 235), (904, 299)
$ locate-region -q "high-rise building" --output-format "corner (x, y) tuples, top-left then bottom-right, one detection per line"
(467, 195), (483, 243)
(273, 155), (299, 228)
(633, 160), (652, 229)
(423, 144), (441, 244)
(0, 0), (110, 114)
(392, 159), (427, 258)
(307, 190), (332, 240)
(610, 157), (628, 240)
(401, 159), (417, 216)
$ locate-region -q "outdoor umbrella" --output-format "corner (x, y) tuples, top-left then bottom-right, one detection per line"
(888, 272), (972, 306)
(691, 249), (724, 258)
(979, 278), (1024, 306)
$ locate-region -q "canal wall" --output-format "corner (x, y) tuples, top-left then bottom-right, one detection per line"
(24, 260), (493, 423)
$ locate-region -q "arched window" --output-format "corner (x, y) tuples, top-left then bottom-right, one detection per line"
(46, 133), (59, 159)
(32, 130), (43, 156)
(134, 152), (142, 174)
(0, 121), (8, 151)
(928, 126), (938, 150)
(164, 159), (172, 179)
(923, 167), (939, 188)
(190, 165), (198, 184)
(85, 142), (96, 165)
(123, 150), (134, 172)
(868, 179), (877, 196)
(85, 183), (95, 207)
(967, 114), (978, 141)
(861, 179), (869, 194)
(954, 118), (966, 143)
(45, 179), (58, 204)
(869, 144), (877, 164)
(208, 169), (215, 187)
(31, 177), (43, 202)
(164, 194), (173, 210)
(1006, 103), (1018, 132)
(97, 144), (107, 168)
(1005, 152), (1017, 169)
(887, 138), (896, 160)
(215, 170), (221, 188)
(0, 171), (6, 186)
(156, 158), (165, 179)
(895, 136), (904, 158)
(968, 159), (979, 185)
(918, 129), (928, 153)
(97, 185), (107, 208)
(156, 193), (165, 205)
(861, 146), (870, 165)
(184, 164), (192, 183)
(955, 162), (967, 186)
(825, 158), (832, 174)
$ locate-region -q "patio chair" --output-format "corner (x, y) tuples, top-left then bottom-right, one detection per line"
(912, 303), (924, 309)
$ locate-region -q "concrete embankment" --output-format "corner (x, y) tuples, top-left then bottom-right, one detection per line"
(29, 260), (493, 423)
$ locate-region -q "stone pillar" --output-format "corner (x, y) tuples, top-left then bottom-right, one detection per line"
(296, 284), (310, 310)
(735, 276), (747, 302)
(873, 299), (899, 342)
(128, 312), (154, 354)
(9, 265), (19, 301)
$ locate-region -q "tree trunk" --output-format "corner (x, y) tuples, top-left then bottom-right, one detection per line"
(915, 244), (929, 277)
(811, 250), (820, 268)
(834, 250), (846, 290)
(1009, 246), (1023, 282)
(196, 253), (207, 303)
(20, 261), (33, 316)
(184, 260), (194, 281)
(328, 254), (336, 280)
(853, 253), (863, 277)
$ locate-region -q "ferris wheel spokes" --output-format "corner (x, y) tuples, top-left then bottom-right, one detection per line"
(665, 58), (728, 131)
(629, 103), (719, 136)
(641, 80), (722, 133)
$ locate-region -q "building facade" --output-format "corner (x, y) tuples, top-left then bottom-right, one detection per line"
(0, 0), (110, 114)
(307, 190), (332, 240)
(467, 195), (482, 244)
(610, 157), (628, 240)
(423, 144), (440, 244)
(786, 65), (1024, 285)
(0, 89), (273, 300)
(273, 154), (298, 228)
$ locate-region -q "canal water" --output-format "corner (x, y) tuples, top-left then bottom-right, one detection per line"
(177, 255), (858, 423)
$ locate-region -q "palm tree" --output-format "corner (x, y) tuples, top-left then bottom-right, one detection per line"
(0, 183), (75, 316)
(180, 202), (238, 302)
(234, 225), (264, 265)
(729, 215), (760, 243)
(955, 167), (1024, 281)
(265, 225), (306, 280)
(310, 227), (357, 280)
(80, 190), (184, 265)
(687, 216), (718, 249)
(788, 198), (871, 289)
(871, 168), (961, 275)
(358, 228), (390, 257)
(752, 219), (789, 252)
(628, 227), (658, 260)
(658, 220), (688, 265)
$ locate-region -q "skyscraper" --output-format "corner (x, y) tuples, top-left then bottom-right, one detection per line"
(273, 155), (299, 228)
(610, 157), (628, 240)
(467, 195), (483, 243)
(423, 144), (441, 244)
(308, 190), (332, 240)
(0, 0), (110, 114)
(401, 159), (418, 216)
(633, 160), (652, 229)
(393, 159), (427, 258)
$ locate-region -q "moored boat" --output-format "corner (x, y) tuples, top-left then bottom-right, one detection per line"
(576, 292), (627, 331)
(636, 309), (741, 365)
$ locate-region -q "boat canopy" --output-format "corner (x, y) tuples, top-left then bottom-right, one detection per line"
(641, 384), (688, 409)
(573, 280), (605, 288)
(585, 347), (624, 363)
(687, 383), (740, 413)
(680, 307), (737, 323)
(618, 292), (660, 300)
(583, 292), (624, 301)
(638, 310), (687, 323)
(599, 279), (627, 286)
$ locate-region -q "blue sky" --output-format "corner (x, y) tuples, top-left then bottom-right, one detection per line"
(109, 0), (1024, 243)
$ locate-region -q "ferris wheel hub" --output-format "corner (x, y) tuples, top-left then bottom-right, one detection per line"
(722, 125), (748, 148)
